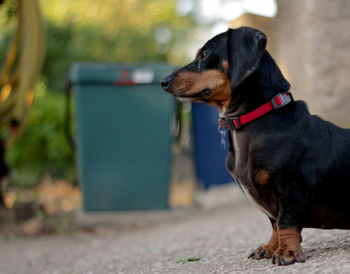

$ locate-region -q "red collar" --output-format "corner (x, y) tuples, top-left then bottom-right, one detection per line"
(219, 92), (293, 130)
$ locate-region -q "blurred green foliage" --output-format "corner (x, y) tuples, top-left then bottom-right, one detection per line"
(6, 82), (76, 188)
(41, 0), (199, 90)
(0, 0), (201, 188)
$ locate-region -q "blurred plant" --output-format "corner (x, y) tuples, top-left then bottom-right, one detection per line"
(1, 0), (202, 91)
(0, 0), (205, 189)
(5, 81), (76, 189)
(40, 0), (200, 90)
(0, 0), (17, 21)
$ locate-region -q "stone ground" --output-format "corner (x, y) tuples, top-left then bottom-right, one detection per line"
(0, 184), (349, 274)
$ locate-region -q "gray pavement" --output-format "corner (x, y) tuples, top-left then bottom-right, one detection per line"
(0, 184), (349, 274)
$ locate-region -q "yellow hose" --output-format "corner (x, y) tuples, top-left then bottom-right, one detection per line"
(0, 0), (45, 147)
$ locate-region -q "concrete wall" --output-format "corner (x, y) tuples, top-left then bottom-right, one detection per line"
(231, 0), (350, 127)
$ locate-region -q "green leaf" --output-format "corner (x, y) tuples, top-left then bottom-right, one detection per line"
(174, 255), (202, 263)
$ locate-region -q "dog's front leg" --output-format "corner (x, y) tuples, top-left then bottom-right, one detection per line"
(272, 226), (305, 265)
(272, 188), (308, 265)
(249, 218), (279, 259)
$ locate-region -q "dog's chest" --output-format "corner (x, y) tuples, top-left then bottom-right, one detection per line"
(229, 131), (277, 219)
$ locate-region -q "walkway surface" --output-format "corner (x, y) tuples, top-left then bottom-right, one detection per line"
(0, 185), (349, 274)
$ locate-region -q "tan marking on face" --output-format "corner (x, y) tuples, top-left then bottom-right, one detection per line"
(172, 70), (231, 109)
(253, 169), (270, 186)
(222, 60), (229, 72)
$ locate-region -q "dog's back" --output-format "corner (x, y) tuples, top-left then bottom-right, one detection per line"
(306, 115), (350, 228)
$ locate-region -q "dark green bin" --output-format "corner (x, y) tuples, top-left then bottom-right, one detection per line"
(69, 63), (175, 211)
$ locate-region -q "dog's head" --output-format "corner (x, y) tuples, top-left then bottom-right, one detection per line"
(160, 27), (267, 108)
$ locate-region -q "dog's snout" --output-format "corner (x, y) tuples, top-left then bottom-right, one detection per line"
(160, 74), (173, 91)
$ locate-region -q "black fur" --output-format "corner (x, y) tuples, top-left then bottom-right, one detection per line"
(161, 26), (350, 264)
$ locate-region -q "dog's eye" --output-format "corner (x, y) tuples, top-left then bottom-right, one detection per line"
(199, 51), (209, 61)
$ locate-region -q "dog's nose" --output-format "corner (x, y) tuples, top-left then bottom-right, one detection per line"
(160, 75), (173, 91)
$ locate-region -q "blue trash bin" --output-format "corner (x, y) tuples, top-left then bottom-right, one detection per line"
(191, 103), (234, 188)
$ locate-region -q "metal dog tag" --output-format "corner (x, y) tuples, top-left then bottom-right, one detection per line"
(218, 125), (227, 150)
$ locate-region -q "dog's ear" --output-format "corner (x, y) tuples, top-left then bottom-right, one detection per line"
(227, 27), (266, 90)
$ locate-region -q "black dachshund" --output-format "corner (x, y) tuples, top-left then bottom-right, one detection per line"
(161, 27), (350, 265)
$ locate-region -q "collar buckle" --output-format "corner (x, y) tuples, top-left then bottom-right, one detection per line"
(219, 117), (241, 131)
(271, 93), (293, 109)
(231, 117), (242, 130)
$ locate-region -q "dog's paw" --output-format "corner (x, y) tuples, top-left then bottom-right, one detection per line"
(248, 244), (276, 260)
(272, 246), (305, 265)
